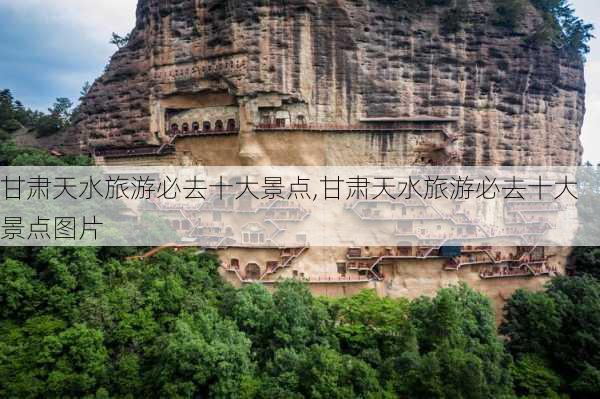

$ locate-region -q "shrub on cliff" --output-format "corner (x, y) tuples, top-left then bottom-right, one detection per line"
(494, 0), (593, 57)
(380, 0), (592, 58)
(495, 0), (526, 29)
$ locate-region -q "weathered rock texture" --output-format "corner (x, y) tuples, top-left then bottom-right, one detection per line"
(74, 0), (584, 316)
(76, 0), (585, 166)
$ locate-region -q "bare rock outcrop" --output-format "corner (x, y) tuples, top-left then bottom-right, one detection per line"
(75, 0), (585, 166)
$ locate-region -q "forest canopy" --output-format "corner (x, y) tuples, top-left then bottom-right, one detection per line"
(0, 89), (74, 137)
(1, 248), (599, 398)
(0, 89), (90, 166)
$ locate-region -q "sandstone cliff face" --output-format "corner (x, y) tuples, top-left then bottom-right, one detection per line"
(76, 0), (585, 166)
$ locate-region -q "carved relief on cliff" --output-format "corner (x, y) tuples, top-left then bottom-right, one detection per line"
(150, 55), (247, 83)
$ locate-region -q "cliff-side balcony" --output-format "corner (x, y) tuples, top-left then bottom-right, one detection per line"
(480, 266), (532, 279)
(255, 121), (451, 135)
(256, 275), (373, 285)
(479, 262), (556, 279)
(167, 127), (239, 137)
(94, 144), (176, 159)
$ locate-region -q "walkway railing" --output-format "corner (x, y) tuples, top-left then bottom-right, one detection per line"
(255, 122), (447, 133)
(95, 145), (175, 158)
(479, 263), (557, 279)
(167, 128), (239, 137)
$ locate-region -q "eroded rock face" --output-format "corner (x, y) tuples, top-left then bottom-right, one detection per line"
(74, 0), (584, 311)
(75, 0), (585, 165)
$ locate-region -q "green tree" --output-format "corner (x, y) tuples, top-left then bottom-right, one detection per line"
(0, 89), (21, 131)
(0, 318), (109, 398)
(70, 81), (92, 124)
(46, 324), (109, 396)
(529, 0), (594, 56)
(80, 81), (91, 97)
(11, 244), (600, 399)
(0, 258), (40, 319)
(571, 364), (600, 398)
(502, 276), (600, 397)
(0, 249), (253, 398)
(329, 290), (415, 355)
(327, 289), (418, 391)
(110, 32), (131, 49)
(227, 283), (275, 360)
(492, 0), (593, 57)
(270, 280), (335, 351)
(499, 289), (561, 358)
(36, 97), (73, 136)
(494, 0), (526, 29)
(229, 280), (334, 363)
(511, 354), (564, 399)
(152, 312), (255, 398)
(406, 284), (514, 399)
(260, 345), (391, 399)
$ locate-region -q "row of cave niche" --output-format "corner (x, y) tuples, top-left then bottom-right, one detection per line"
(169, 118), (237, 134)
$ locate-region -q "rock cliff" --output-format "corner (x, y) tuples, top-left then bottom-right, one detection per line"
(75, 0), (585, 166)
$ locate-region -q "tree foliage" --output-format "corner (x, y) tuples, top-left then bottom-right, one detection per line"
(0, 89), (38, 132)
(0, 248), (520, 398)
(502, 275), (600, 398)
(35, 97), (73, 137)
(510, 354), (564, 399)
(2, 239), (600, 398)
(0, 88), (78, 138)
(377, 1), (592, 58)
(0, 249), (249, 398)
(0, 140), (90, 166)
(110, 32), (131, 49)
(405, 284), (514, 399)
(494, 0), (594, 57)
(0, 90), (91, 166)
